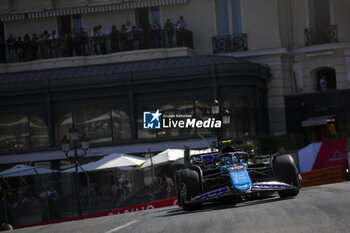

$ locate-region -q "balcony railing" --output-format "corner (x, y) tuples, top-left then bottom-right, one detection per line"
(0, 29), (193, 64)
(304, 25), (337, 46)
(212, 34), (248, 53)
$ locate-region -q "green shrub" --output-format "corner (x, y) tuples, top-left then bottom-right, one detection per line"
(259, 134), (291, 154)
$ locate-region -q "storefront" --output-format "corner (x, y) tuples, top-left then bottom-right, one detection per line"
(0, 55), (270, 167)
(285, 89), (350, 147)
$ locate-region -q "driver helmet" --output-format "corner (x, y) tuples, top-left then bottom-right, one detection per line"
(221, 145), (235, 154)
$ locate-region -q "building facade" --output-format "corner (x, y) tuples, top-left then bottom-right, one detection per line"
(0, 0), (350, 164)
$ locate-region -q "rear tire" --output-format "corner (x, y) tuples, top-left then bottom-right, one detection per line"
(273, 154), (300, 198)
(175, 169), (202, 211)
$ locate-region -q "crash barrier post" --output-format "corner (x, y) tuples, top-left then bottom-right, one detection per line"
(301, 165), (344, 187)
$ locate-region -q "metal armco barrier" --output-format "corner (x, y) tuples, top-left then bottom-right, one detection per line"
(14, 197), (177, 230)
(301, 166), (344, 187)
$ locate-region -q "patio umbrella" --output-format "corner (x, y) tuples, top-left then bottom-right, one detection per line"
(0, 164), (58, 178)
(61, 153), (147, 173)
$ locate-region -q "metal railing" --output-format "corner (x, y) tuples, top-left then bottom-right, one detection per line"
(0, 166), (179, 227)
(212, 34), (248, 53)
(304, 24), (337, 46)
(0, 29), (193, 64)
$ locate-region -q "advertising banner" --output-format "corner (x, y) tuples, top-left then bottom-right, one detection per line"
(298, 139), (348, 177)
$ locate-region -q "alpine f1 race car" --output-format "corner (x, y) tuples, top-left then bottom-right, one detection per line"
(175, 144), (301, 211)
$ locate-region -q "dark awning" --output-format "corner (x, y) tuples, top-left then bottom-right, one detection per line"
(0, 55), (269, 93)
(301, 115), (335, 127)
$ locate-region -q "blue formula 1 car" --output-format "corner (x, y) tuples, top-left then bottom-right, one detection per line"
(175, 145), (301, 211)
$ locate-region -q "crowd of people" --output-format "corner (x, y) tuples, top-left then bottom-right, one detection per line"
(0, 16), (191, 64)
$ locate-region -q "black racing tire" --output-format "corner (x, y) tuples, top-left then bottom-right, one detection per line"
(175, 169), (202, 211)
(273, 154), (300, 198)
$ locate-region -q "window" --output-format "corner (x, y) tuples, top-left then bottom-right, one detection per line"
(73, 14), (82, 31)
(55, 112), (73, 145)
(57, 15), (72, 34)
(112, 109), (131, 141)
(308, 0), (330, 30)
(316, 68), (336, 91)
(305, 0), (336, 45)
(231, 0), (243, 34)
(216, 0), (243, 35)
(56, 107), (131, 145)
(150, 7), (161, 25)
(29, 116), (50, 148)
(75, 107), (112, 143)
(0, 114), (49, 151)
(217, 0), (229, 35)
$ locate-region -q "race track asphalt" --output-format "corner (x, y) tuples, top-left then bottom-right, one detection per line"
(13, 181), (350, 233)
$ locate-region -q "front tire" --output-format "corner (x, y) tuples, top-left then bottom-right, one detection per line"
(175, 169), (202, 211)
(273, 154), (300, 198)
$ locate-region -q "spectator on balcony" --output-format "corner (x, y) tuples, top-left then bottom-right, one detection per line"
(42, 30), (50, 59)
(38, 33), (46, 59)
(131, 26), (140, 50)
(109, 25), (119, 53)
(31, 33), (39, 60)
(319, 75), (328, 91)
(120, 24), (128, 51)
(97, 25), (107, 54)
(23, 34), (32, 61)
(79, 27), (88, 56)
(0, 37), (6, 63)
(71, 28), (81, 56)
(164, 19), (174, 48)
(6, 34), (16, 63)
(16, 36), (25, 62)
(152, 20), (161, 48)
(91, 26), (100, 55)
(175, 16), (187, 47)
(126, 21), (134, 50)
(49, 30), (59, 58)
(59, 32), (69, 57)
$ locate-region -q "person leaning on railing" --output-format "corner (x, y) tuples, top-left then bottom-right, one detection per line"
(109, 25), (120, 53)
(91, 26), (100, 55)
(79, 27), (88, 56)
(164, 19), (174, 48)
(175, 15), (187, 47)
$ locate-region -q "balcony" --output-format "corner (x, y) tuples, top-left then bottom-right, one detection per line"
(304, 25), (337, 46)
(212, 34), (248, 53)
(0, 29), (193, 67)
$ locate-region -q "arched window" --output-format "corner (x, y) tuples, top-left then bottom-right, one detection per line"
(316, 67), (336, 91)
(112, 109), (131, 140)
(222, 96), (255, 139)
(29, 116), (50, 148)
(56, 107), (131, 145)
(138, 100), (211, 139)
(55, 112), (73, 145)
(75, 107), (112, 143)
(0, 114), (49, 151)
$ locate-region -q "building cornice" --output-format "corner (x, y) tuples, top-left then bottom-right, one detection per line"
(291, 42), (350, 55)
